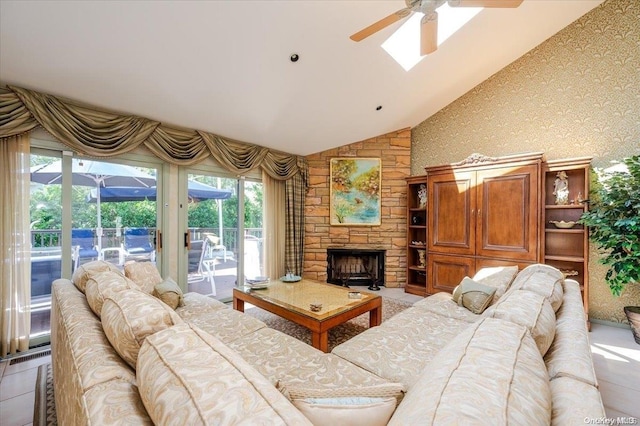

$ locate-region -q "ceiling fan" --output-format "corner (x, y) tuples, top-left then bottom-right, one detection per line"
(350, 0), (524, 56)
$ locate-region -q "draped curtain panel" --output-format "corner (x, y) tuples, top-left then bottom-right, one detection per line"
(0, 134), (32, 357)
(0, 85), (308, 273)
(262, 172), (286, 279)
(285, 173), (307, 276)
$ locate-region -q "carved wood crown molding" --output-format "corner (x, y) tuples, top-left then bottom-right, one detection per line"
(452, 153), (498, 166)
(424, 151), (545, 174)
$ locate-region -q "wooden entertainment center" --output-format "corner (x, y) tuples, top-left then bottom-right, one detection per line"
(406, 153), (591, 317)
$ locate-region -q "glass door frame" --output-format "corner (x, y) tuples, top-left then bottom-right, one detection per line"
(29, 134), (165, 347)
(178, 165), (261, 296)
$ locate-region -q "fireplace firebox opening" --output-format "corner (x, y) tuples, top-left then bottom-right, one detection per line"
(326, 248), (385, 290)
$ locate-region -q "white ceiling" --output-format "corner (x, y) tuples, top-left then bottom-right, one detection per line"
(0, 0), (604, 156)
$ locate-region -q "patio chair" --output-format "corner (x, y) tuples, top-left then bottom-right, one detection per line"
(121, 227), (156, 263)
(203, 233), (233, 262)
(187, 239), (216, 296)
(71, 228), (100, 270)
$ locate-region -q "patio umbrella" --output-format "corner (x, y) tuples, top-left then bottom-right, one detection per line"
(30, 159), (157, 250)
(86, 180), (233, 202)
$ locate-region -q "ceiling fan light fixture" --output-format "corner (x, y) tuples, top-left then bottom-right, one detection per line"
(353, 0), (520, 69)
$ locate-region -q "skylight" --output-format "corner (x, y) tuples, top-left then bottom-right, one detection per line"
(382, 3), (482, 71)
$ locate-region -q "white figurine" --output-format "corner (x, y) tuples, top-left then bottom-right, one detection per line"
(553, 171), (570, 205)
(418, 184), (427, 209)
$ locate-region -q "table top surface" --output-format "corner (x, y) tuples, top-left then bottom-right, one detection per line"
(234, 279), (380, 320)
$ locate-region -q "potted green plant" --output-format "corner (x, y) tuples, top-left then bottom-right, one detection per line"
(579, 154), (640, 344)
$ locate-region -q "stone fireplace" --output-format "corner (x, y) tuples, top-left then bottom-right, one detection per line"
(326, 248), (386, 288)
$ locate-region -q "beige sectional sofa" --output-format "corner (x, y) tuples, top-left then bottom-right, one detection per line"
(51, 261), (604, 425)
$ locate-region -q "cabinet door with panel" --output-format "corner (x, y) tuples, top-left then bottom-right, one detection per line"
(476, 164), (539, 261)
(424, 153), (543, 295)
(427, 254), (475, 294)
(428, 171), (476, 256)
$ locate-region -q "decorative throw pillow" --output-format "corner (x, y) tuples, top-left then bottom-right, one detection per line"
(472, 265), (519, 305)
(153, 277), (184, 310)
(452, 277), (497, 314)
(71, 260), (122, 293)
(85, 270), (138, 318)
(292, 397), (396, 426)
(101, 288), (183, 368)
(277, 383), (404, 426)
(509, 264), (565, 312)
(124, 262), (162, 294)
(485, 289), (556, 356)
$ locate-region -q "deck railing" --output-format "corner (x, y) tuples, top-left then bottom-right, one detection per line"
(31, 227), (263, 255)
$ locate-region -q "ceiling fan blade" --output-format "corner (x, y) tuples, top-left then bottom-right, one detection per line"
(448, 0), (523, 7)
(420, 11), (438, 56)
(350, 8), (412, 42)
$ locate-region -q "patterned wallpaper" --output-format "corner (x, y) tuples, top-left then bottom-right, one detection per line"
(411, 0), (640, 323)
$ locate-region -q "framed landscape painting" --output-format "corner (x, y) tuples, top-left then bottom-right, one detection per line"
(330, 157), (381, 226)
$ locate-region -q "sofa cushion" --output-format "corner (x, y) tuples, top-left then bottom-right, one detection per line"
(549, 377), (605, 425)
(331, 308), (469, 389)
(411, 292), (480, 323)
(179, 306), (266, 344)
(452, 277), (496, 314)
(484, 289), (556, 356)
(278, 382), (404, 402)
(124, 262), (162, 294)
(71, 260), (122, 293)
(472, 265), (519, 305)
(136, 323), (313, 425)
(85, 270), (140, 318)
(153, 277), (184, 310)
(51, 280), (137, 389)
(544, 279), (598, 387)
(228, 328), (394, 389)
(101, 288), (183, 368)
(175, 292), (228, 318)
(83, 378), (152, 425)
(388, 317), (551, 426)
(508, 264), (564, 312)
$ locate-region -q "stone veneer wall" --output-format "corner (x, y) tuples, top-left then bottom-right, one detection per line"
(304, 129), (411, 288)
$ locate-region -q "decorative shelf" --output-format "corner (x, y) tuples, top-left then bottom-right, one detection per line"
(545, 205), (587, 209)
(545, 254), (585, 262)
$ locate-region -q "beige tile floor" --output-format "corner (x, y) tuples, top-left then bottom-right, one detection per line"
(1, 287), (639, 425)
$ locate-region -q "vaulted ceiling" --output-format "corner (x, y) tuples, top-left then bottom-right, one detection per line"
(0, 1), (604, 155)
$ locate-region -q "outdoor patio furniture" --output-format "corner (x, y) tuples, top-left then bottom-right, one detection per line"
(121, 227), (155, 263)
(203, 233), (233, 262)
(71, 229), (99, 269)
(188, 239), (216, 296)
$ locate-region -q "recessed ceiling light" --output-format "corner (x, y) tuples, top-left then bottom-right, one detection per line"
(290, 53), (299, 62)
(376, 105), (383, 111)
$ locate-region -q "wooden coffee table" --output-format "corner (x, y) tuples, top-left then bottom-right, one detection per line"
(233, 279), (382, 353)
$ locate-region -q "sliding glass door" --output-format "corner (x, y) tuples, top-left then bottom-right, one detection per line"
(29, 151), (63, 342)
(28, 146), (162, 346)
(182, 170), (264, 302)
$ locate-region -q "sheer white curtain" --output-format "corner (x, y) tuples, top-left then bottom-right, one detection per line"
(0, 134), (31, 357)
(262, 171), (286, 279)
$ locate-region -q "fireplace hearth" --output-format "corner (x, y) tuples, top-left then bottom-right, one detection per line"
(326, 248), (385, 290)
